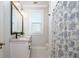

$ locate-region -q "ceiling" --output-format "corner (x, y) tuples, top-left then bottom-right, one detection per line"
(20, 1), (49, 6)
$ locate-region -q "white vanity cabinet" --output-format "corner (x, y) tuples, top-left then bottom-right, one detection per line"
(10, 36), (31, 58)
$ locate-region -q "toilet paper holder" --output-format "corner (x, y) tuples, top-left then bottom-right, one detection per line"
(0, 43), (5, 49)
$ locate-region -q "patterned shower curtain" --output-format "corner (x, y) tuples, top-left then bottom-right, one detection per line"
(50, 1), (79, 58)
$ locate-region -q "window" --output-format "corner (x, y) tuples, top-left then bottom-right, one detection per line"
(31, 9), (43, 34)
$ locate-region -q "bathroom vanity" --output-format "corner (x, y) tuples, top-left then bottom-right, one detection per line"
(10, 36), (32, 58)
(10, 2), (32, 58)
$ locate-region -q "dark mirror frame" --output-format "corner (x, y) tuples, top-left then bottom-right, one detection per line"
(11, 1), (24, 36)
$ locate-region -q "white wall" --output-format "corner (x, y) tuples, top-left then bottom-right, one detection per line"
(0, 1), (11, 57)
(3, 2), (11, 58)
(23, 9), (30, 36)
(0, 2), (5, 57)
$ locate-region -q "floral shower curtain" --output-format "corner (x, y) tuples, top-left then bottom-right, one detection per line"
(50, 1), (79, 58)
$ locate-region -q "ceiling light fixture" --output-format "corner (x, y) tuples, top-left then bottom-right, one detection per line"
(33, 2), (38, 4)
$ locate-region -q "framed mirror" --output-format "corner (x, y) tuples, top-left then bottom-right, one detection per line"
(11, 2), (23, 35)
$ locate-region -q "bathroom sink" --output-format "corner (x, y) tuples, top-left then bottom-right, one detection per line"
(10, 36), (31, 42)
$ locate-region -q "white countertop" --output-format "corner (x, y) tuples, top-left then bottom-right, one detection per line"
(10, 36), (32, 42)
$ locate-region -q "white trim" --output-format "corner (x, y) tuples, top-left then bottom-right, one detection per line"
(23, 5), (48, 8)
